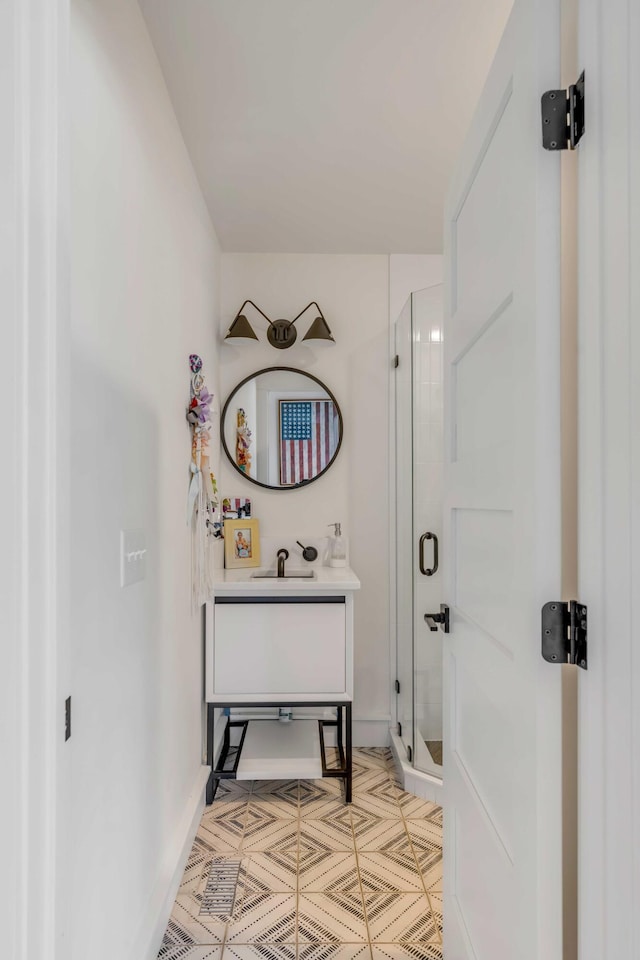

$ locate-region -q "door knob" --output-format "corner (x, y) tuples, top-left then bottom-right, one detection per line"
(424, 604), (450, 633)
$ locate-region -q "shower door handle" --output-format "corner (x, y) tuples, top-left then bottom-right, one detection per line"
(419, 532), (438, 576)
(425, 604), (450, 633)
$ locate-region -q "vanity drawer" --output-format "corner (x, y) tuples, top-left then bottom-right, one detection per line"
(213, 598), (346, 697)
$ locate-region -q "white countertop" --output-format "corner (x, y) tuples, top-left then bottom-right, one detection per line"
(212, 564), (360, 595)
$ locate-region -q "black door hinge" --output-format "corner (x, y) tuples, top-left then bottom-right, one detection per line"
(541, 71), (585, 150)
(541, 601), (588, 669)
(65, 696), (72, 741)
(397, 721), (402, 737)
(393, 355), (399, 369)
(407, 744), (413, 763)
(395, 679), (401, 694)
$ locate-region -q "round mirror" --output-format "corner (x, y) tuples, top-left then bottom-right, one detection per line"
(221, 367), (343, 490)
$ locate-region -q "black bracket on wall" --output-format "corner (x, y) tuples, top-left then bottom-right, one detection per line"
(541, 600), (588, 669)
(541, 71), (585, 150)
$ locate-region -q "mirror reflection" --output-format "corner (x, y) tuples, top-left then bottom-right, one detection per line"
(221, 367), (342, 489)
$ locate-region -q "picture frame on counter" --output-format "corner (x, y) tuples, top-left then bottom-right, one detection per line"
(224, 517), (261, 569)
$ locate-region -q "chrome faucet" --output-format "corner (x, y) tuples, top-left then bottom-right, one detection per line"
(277, 548), (289, 578)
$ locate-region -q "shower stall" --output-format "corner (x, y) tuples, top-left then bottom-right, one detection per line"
(394, 284), (444, 796)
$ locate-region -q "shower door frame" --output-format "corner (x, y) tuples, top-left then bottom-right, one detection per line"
(393, 286), (445, 783)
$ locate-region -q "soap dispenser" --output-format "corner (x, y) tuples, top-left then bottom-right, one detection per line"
(328, 522), (347, 568)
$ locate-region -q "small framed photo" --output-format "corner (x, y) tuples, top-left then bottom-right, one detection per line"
(224, 518), (261, 569)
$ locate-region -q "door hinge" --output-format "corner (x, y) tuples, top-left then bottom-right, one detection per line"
(65, 696), (72, 741)
(541, 601), (588, 669)
(395, 679), (400, 694)
(541, 71), (585, 150)
(397, 721), (402, 737)
(407, 744), (413, 762)
(393, 354), (399, 368)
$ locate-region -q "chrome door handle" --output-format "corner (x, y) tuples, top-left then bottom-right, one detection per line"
(419, 532), (439, 576)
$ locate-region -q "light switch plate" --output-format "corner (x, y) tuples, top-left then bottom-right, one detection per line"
(120, 529), (147, 587)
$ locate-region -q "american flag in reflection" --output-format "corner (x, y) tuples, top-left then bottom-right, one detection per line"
(279, 399), (339, 485)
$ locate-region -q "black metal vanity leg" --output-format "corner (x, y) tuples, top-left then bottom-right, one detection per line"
(206, 703), (216, 805)
(345, 702), (353, 803)
(337, 705), (344, 765)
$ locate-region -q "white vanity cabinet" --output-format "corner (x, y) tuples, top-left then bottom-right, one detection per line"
(204, 566), (360, 803)
(213, 598), (347, 698)
(205, 567), (359, 703)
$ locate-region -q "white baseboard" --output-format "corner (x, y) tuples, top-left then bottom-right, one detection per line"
(129, 764), (210, 960)
(389, 729), (443, 803)
(353, 718), (391, 747)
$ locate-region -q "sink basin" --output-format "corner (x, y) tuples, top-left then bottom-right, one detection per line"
(251, 569), (317, 581)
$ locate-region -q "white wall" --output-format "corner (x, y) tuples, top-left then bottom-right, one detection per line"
(70, 2), (221, 957)
(220, 254), (390, 744)
(389, 254), (444, 327)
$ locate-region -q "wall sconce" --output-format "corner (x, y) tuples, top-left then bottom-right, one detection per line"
(224, 300), (335, 350)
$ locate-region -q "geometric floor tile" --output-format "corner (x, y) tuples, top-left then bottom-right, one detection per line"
(298, 947), (372, 960)
(412, 844), (442, 894)
(371, 945), (443, 960)
(351, 763), (389, 792)
(395, 793), (441, 822)
(351, 817), (412, 854)
(198, 817), (246, 854)
(427, 892), (443, 941)
(180, 838), (221, 895)
(299, 815), (355, 853)
(247, 796), (299, 820)
(251, 780), (300, 799)
(363, 893), (439, 943)
(249, 782), (300, 819)
(169, 895), (227, 944)
(222, 947), (296, 960)
(403, 820), (442, 849)
(243, 852), (298, 893)
(350, 781), (402, 820)
(225, 894), (297, 943)
(158, 947), (222, 960)
(299, 781), (346, 819)
(298, 851), (361, 892)
(354, 748), (393, 768)
(208, 778), (252, 802)
(356, 852), (424, 893)
(241, 815), (299, 853)
(298, 893), (369, 943)
(203, 796), (251, 822)
(159, 760), (443, 959)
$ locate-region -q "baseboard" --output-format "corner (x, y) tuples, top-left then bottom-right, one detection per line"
(353, 718), (391, 747)
(389, 729), (443, 803)
(129, 764), (210, 960)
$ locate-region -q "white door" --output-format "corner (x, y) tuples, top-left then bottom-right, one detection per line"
(442, 0), (563, 957)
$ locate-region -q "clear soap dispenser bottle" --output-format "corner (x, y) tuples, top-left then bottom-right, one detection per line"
(328, 522), (347, 568)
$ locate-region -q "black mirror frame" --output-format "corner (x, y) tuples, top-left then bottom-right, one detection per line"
(220, 366), (344, 491)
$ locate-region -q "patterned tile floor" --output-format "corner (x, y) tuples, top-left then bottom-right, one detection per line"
(158, 748), (443, 960)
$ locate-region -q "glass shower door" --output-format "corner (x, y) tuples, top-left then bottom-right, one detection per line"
(395, 296), (415, 763)
(395, 285), (444, 777)
(411, 285), (444, 776)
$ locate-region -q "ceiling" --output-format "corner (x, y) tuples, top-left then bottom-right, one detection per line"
(139, 0), (513, 253)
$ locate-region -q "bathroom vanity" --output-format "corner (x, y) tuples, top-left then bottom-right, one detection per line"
(204, 564), (360, 803)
